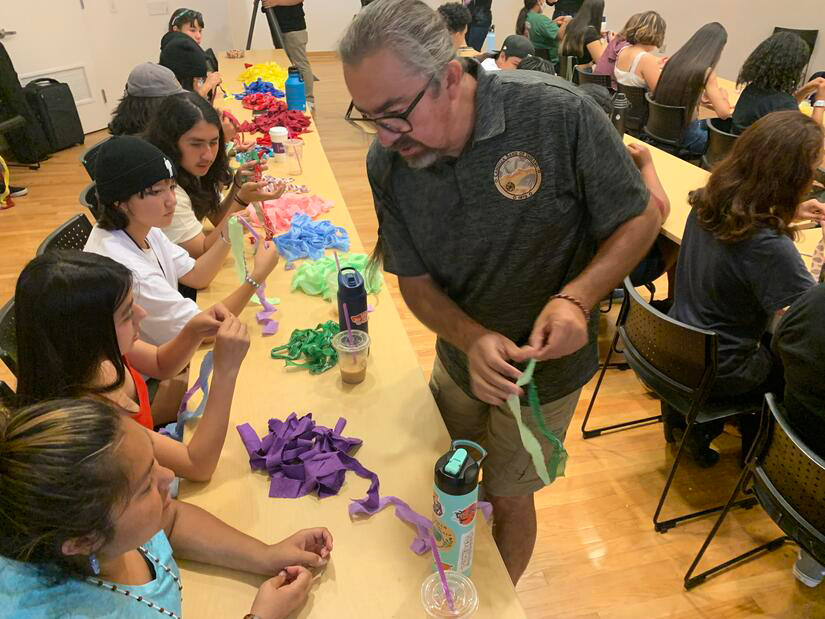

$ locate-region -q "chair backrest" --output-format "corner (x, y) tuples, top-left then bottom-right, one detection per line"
(618, 277), (716, 405)
(617, 83), (648, 134)
(79, 183), (99, 221)
(756, 393), (825, 558)
(644, 92), (689, 146)
(576, 66), (612, 90)
(559, 56), (577, 82)
(35, 214), (93, 256)
(0, 297), (16, 377)
(80, 136), (111, 181)
(702, 117), (739, 170)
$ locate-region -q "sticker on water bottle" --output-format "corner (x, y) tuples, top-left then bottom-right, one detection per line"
(433, 520), (455, 551)
(452, 502), (477, 527)
(457, 530), (475, 574)
(433, 493), (444, 518)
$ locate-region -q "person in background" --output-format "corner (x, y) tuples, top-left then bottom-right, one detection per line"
(109, 63), (185, 137)
(438, 2), (473, 51)
(558, 0), (605, 66)
(613, 11), (666, 92)
(84, 136), (280, 345)
(168, 7), (204, 45)
(516, 54), (556, 75)
(465, 0), (493, 52)
(0, 399), (330, 618)
(549, 0), (582, 18)
(733, 32), (825, 134)
(652, 22), (731, 156)
(667, 112), (821, 466)
(517, 0), (561, 68)
(262, 0), (316, 112)
(480, 35), (535, 71)
(592, 11), (638, 87)
(159, 31), (221, 101)
(144, 92), (283, 258)
(340, 0), (660, 584)
(14, 250), (249, 482)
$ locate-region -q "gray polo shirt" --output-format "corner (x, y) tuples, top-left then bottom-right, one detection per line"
(367, 62), (649, 402)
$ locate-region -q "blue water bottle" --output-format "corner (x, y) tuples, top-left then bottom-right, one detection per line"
(485, 25), (495, 53)
(337, 267), (368, 333)
(432, 440), (487, 577)
(285, 66), (306, 112)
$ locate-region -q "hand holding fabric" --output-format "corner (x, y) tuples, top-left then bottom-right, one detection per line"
(796, 199), (825, 223)
(213, 314), (250, 376)
(467, 332), (528, 405)
(185, 303), (232, 338)
(250, 566), (313, 619)
(269, 528), (334, 570)
(528, 296), (589, 361)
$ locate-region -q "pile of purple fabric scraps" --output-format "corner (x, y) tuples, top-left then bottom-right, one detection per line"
(237, 413), (493, 556)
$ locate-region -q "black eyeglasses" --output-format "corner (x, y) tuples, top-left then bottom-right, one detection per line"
(357, 75), (435, 134)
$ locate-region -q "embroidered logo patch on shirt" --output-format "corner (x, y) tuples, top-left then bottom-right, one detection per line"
(494, 151), (541, 200)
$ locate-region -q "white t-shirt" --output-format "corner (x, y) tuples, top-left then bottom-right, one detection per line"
(481, 57), (501, 72)
(162, 185), (204, 244)
(84, 226), (200, 345)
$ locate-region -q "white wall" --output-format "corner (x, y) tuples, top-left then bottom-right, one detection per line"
(489, 0), (824, 81)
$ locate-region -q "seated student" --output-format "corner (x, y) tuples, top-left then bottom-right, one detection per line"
(437, 2), (472, 52)
(517, 0), (561, 67)
(14, 250), (247, 482)
(516, 54), (556, 75)
(652, 22), (732, 156)
(592, 12), (638, 87)
(733, 32), (825, 134)
(109, 63), (185, 137)
(558, 0), (605, 66)
(84, 136), (280, 345)
(168, 7), (204, 45)
(774, 283), (825, 588)
(145, 92), (283, 258)
(0, 399), (330, 618)
(613, 11), (666, 92)
(480, 35), (535, 71)
(668, 112), (821, 465)
(160, 31), (220, 102)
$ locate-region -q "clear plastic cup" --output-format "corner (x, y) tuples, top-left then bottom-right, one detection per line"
(420, 570), (479, 618)
(287, 138), (304, 175)
(331, 330), (370, 384)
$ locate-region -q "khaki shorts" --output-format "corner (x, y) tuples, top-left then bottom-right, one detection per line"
(429, 355), (581, 497)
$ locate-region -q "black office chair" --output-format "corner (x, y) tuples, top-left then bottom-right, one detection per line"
(617, 83), (648, 136)
(773, 27), (818, 80)
(79, 183), (98, 220)
(684, 393), (825, 589)
(0, 297), (16, 377)
(35, 214), (93, 256)
(612, 278), (762, 532)
(644, 92), (698, 159)
(576, 66), (612, 90)
(701, 117), (738, 170)
(80, 137), (111, 180)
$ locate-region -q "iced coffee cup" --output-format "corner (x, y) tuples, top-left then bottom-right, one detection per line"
(332, 330), (370, 384)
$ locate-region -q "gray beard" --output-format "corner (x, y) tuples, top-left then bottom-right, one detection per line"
(404, 149), (442, 169)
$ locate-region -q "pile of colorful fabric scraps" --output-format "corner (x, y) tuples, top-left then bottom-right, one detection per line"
(237, 99), (312, 139)
(237, 412), (493, 556)
(291, 253), (384, 301)
(270, 320), (340, 374)
(241, 92), (280, 112)
(262, 175), (309, 194)
(274, 214), (349, 264)
(245, 194), (334, 233)
(233, 77), (284, 101)
(239, 61), (288, 90)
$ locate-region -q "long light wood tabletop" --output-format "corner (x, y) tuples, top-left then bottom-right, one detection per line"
(177, 50), (525, 618)
(623, 134), (823, 266)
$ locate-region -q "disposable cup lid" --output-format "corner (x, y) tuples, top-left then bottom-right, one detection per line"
(331, 330), (370, 353)
(420, 571), (479, 617)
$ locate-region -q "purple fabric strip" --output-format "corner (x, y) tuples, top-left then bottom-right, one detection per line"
(236, 215), (279, 336)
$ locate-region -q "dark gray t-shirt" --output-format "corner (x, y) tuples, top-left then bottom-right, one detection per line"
(367, 63), (649, 402)
(670, 209), (814, 396)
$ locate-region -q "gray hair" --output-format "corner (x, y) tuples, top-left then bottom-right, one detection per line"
(339, 0), (455, 86)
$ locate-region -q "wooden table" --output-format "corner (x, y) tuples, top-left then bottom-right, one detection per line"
(624, 134), (822, 264)
(177, 50), (526, 619)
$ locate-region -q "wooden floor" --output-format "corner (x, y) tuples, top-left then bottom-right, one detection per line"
(2, 54), (823, 618)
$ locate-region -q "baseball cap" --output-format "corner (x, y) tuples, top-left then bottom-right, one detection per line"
(126, 63), (186, 98)
(501, 35), (535, 59)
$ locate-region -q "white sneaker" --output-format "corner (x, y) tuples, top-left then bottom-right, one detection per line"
(793, 550), (825, 588)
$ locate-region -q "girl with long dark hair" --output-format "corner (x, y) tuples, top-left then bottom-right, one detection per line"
(559, 0), (604, 64)
(517, 0), (563, 66)
(652, 22), (731, 155)
(145, 92), (283, 258)
(668, 112), (822, 465)
(14, 250), (249, 482)
(733, 31), (825, 133)
(0, 399), (329, 616)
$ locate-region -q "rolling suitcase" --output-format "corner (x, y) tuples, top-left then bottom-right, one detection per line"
(23, 78), (84, 152)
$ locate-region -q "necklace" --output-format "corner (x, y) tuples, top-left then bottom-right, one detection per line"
(87, 545), (183, 618)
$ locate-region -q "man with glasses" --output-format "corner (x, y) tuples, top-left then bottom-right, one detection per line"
(340, 0), (661, 584)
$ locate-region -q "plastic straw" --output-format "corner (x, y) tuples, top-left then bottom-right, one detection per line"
(342, 302), (354, 346)
(334, 251), (341, 272)
(428, 533), (456, 613)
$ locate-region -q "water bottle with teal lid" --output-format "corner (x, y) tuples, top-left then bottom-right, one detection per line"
(485, 25), (495, 53)
(285, 66), (306, 112)
(432, 440), (487, 577)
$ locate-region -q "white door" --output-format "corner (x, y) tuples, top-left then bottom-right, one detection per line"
(0, 2), (111, 133)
